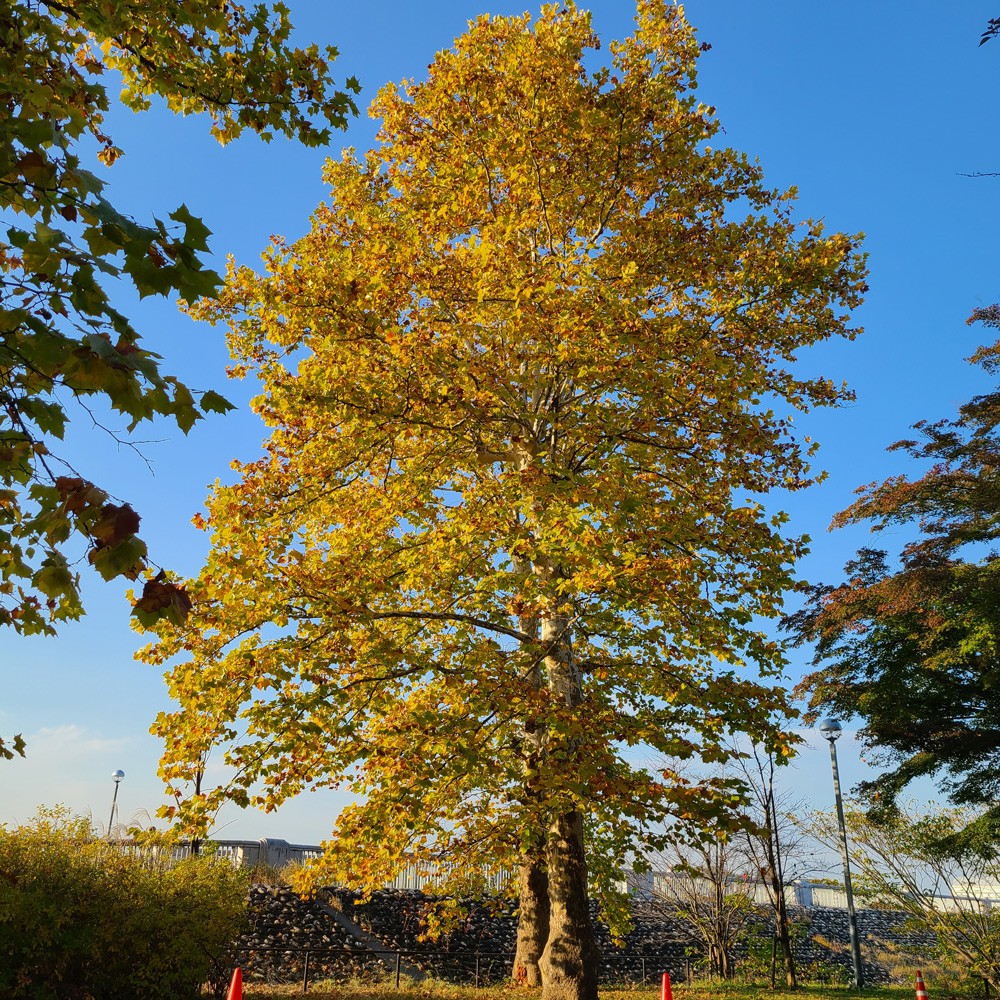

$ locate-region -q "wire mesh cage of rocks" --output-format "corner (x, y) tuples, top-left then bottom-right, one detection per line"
(238, 885), (391, 984)
(596, 952), (688, 986)
(397, 950), (516, 986)
(236, 882), (927, 987)
(330, 888), (521, 957)
(234, 947), (391, 986)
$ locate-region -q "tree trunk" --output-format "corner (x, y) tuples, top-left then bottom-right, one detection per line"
(514, 855), (550, 985)
(708, 937), (732, 980)
(775, 892), (797, 989)
(512, 584), (548, 986)
(538, 595), (598, 1000)
(540, 809), (599, 1000)
(715, 883), (731, 978)
(766, 790), (798, 991)
(189, 765), (204, 856)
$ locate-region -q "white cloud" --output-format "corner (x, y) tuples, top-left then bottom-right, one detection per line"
(27, 724), (129, 760)
(0, 723), (153, 830)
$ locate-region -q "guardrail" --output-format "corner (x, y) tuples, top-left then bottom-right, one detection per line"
(229, 946), (683, 994)
(111, 838), (1000, 912)
(120, 838), (513, 892)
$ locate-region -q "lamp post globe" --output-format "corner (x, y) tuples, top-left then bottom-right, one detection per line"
(107, 769), (125, 841)
(819, 718), (843, 742)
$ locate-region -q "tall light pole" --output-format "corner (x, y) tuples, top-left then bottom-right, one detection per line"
(819, 718), (864, 990)
(107, 769), (125, 841)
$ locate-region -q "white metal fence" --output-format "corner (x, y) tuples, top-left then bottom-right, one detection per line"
(113, 838), (1000, 911)
(630, 870), (1000, 913)
(121, 838), (510, 891)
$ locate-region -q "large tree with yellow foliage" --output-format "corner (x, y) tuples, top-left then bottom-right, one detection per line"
(141, 5), (866, 998)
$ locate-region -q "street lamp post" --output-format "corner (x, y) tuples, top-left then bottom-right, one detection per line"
(819, 718), (864, 990)
(107, 769), (125, 841)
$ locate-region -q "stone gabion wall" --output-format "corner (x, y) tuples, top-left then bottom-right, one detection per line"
(328, 890), (795, 983)
(785, 905), (936, 985)
(237, 885), (937, 986)
(330, 888), (519, 983)
(235, 885), (389, 985)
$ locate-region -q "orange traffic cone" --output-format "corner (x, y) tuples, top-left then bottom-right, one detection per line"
(226, 967), (242, 1000)
(661, 972), (673, 1000)
(916, 970), (928, 1000)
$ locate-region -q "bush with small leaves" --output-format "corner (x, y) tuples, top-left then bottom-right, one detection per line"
(0, 807), (248, 999)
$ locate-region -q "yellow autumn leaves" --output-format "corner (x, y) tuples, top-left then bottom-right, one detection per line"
(142, 1), (864, 947)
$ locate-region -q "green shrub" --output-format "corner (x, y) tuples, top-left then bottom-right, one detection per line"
(0, 807), (248, 999)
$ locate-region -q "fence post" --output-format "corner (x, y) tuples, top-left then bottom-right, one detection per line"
(302, 951), (310, 994)
(395, 952), (401, 989)
(475, 955), (480, 989)
(642, 958), (646, 985)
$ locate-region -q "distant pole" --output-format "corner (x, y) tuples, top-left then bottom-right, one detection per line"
(819, 719), (864, 990)
(107, 769), (125, 841)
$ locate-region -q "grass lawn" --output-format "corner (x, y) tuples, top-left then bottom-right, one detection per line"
(240, 981), (921, 1000)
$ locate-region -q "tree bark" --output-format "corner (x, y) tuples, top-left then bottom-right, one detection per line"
(768, 793), (797, 990)
(538, 598), (599, 1000)
(514, 855), (550, 985)
(540, 809), (599, 1000)
(190, 766), (203, 856)
(775, 891), (797, 989)
(714, 882), (733, 979)
(511, 574), (549, 986)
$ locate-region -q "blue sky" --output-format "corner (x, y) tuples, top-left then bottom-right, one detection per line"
(2, 1), (998, 844)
